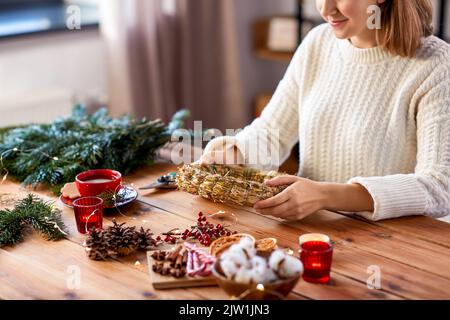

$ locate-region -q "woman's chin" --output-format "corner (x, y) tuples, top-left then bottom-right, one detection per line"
(331, 29), (351, 40)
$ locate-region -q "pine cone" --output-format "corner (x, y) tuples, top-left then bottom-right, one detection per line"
(84, 228), (114, 260)
(106, 219), (138, 256)
(176, 164), (286, 207)
(136, 227), (157, 251)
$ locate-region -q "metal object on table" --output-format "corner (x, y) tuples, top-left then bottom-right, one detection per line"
(139, 172), (178, 190)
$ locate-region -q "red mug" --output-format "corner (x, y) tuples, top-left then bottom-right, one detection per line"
(75, 169), (122, 197)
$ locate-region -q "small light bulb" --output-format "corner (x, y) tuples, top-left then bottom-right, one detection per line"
(256, 284), (265, 291)
(134, 261), (141, 266)
(286, 248), (294, 255)
(13, 148), (18, 152)
(53, 157), (59, 161)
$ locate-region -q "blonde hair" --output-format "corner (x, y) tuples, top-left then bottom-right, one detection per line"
(377, 0), (434, 58)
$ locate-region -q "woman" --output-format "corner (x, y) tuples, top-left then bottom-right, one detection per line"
(200, 0), (450, 221)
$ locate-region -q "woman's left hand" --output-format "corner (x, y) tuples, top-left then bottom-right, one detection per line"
(253, 175), (327, 221)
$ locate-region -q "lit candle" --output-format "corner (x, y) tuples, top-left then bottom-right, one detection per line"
(73, 197), (104, 234)
(298, 233), (333, 284)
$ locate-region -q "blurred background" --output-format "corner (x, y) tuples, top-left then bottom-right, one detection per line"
(0, 0), (448, 130)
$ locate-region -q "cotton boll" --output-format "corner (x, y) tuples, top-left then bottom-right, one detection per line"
(241, 246), (256, 260)
(228, 242), (244, 253)
(220, 259), (239, 279)
(251, 256), (267, 273)
(262, 269), (279, 284)
(227, 242), (255, 263)
(248, 256), (269, 284)
(278, 255), (303, 279)
(221, 249), (249, 268)
(248, 269), (267, 284)
(268, 250), (286, 271)
(234, 267), (252, 284)
(232, 238), (256, 259)
(239, 237), (255, 250)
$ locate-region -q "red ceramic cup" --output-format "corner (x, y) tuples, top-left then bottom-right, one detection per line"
(75, 169), (122, 197)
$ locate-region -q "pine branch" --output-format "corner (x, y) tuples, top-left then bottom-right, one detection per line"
(0, 194), (68, 247)
(0, 105), (189, 192)
(0, 209), (27, 246)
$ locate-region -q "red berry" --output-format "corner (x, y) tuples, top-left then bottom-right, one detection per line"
(156, 236), (161, 241)
(198, 212), (203, 217)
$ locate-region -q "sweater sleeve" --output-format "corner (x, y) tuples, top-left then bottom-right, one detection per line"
(348, 66), (450, 221)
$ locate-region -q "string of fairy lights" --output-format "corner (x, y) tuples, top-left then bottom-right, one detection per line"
(0, 146), (72, 185)
(1, 146), (297, 299)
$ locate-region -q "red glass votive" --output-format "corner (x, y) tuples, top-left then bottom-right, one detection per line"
(73, 197), (104, 234)
(299, 234), (333, 284)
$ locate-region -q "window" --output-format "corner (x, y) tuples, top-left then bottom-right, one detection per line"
(0, 0), (99, 39)
(436, 0), (449, 42)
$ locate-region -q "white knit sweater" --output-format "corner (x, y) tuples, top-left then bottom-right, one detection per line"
(205, 24), (450, 221)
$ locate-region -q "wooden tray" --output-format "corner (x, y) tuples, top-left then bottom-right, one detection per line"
(146, 250), (218, 290)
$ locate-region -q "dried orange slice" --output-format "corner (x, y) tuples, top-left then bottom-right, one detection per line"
(210, 233), (255, 257)
(255, 238), (277, 256)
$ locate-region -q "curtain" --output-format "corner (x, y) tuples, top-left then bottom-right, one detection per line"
(100, 0), (246, 131)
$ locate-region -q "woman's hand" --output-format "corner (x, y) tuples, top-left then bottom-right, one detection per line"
(253, 175), (327, 221)
(253, 176), (375, 221)
(198, 137), (244, 165)
(199, 146), (242, 165)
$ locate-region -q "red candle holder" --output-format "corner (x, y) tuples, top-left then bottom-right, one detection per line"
(73, 197), (104, 234)
(299, 233), (333, 284)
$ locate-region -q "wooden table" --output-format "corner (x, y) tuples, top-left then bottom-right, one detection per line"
(1, 163), (450, 300)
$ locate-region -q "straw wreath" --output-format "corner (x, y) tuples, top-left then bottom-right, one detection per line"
(176, 164), (286, 207)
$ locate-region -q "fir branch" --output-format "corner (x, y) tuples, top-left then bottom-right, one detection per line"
(0, 105), (190, 192)
(0, 209), (27, 246)
(0, 194), (68, 247)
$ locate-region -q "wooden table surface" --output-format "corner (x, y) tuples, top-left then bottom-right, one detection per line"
(1, 162), (450, 300)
